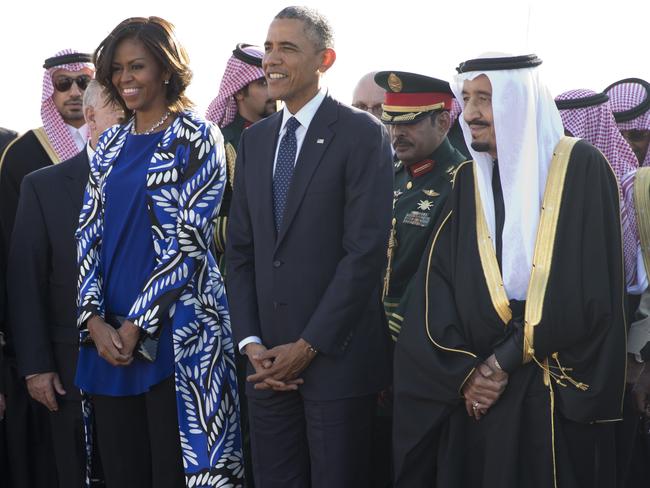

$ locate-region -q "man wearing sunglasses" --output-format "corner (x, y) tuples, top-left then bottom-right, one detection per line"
(0, 48), (93, 488)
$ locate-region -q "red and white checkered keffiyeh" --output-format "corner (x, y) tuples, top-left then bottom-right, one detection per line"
(41, 48), (94, 161)
(606, 80), (650, 167)
(205, 45), (265, 128)
(557, 88), (639, 286)
(449, 98), (462, 124)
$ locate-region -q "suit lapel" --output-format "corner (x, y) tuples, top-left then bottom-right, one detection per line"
(275, 96), (337, 249)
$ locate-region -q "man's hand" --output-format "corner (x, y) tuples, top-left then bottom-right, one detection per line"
(117, 320), (141, 359)
(632, 363), (650, 417)
(247, 339), (316, 390)
(88, 316), (132, 366)
(26, 372), (66, 412)
(244, 343), (303, 391)
(462, 355), (508, 420)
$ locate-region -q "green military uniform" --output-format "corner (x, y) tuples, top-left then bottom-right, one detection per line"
(213, 113), (247, 272)
(384, 139), (467, 340)
(375, 70), (468, 341)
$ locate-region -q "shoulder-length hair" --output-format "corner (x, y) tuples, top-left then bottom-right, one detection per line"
(94, 16), (193, 118)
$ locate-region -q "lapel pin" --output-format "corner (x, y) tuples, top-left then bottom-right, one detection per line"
(316, 138), (325, 144)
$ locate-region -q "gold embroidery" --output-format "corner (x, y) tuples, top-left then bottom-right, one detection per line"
(33, 127), (61, 164)
(225, 142), (237, 187)
(388, 73), (403, 92)
(382, 102), (445, 113)
(422, 189), (440, 197)
(523, 137), (577, 363)
(473, 165), (512, 325)
(424, 211), (477, 359)
(634, 167), (650, 276)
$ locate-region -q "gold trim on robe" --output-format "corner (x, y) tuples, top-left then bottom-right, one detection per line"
(523, 137), (578, 363)
(473, 165), (512, 325)
(634, 167), (650, 276)
(225, 142), (237, 188)
(424, 210), (477, 360)
(33, 127), (61, 164)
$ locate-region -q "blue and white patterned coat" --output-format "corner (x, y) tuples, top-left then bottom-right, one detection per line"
(76, 111), (243, 487)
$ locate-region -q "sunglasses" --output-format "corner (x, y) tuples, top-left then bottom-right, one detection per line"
(53, 75), (91, 92)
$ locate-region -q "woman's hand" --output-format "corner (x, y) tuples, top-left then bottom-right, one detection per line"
(117, 320), (141, 359)
(88, 316), (132, 366)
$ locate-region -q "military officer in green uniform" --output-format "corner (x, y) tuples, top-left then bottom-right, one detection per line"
(206, 43), (276, 271)
(375, 71), (468, 341)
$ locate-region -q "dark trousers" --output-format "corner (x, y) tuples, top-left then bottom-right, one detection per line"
(92, 375), (184, 488)
(2, 359), (58, 488)
(49, 399), (86, 487)
(248, 391), (375, 488)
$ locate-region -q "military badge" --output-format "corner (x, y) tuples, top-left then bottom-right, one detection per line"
(388, 73), (403, 93)
(417, 200), (434, 211)
(403, 211), (431, 227)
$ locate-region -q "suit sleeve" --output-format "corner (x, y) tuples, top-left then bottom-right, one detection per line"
(299, 121), (394, 355)
(226, 130), (263, 344)
(126, 122), (227, 335)
(8, 177), (55, 376)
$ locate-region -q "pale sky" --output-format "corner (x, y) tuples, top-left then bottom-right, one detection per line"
(2, 0), (648, 133)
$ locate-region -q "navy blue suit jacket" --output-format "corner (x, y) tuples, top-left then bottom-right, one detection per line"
(227, 94), (394, 400)
(8, 150), (88, 400)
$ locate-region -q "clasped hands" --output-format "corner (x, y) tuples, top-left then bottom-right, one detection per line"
(461, 354), (508, 421)
(245, 338), (317, 391)
(87, 315), (141, 367)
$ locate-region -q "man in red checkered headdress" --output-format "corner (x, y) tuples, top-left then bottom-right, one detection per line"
(0, 49), (94, 251)
(206, 43), (276, 273)
(606, 78), (650, 167)
(0, 48), (93, 488)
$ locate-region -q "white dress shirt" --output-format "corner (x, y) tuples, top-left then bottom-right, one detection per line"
(86, 141), (96, 163)
(238, 89), (327, 354)
(67, 123), (89, 152)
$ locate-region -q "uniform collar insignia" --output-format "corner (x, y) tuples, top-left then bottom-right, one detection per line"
(408, 159), (435, 178)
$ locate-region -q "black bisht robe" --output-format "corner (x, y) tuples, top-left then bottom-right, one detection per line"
(0, 128), (59, 488)
(393, 138), (626, 488)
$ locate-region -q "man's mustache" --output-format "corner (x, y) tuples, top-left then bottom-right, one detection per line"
(467, 119), (489, 128)
(393, 136), (413, 147)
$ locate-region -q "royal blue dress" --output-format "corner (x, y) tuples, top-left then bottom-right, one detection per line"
(75, 131), (173, 396)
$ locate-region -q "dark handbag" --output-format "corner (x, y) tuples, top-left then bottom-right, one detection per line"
(80, 314), (159, 363)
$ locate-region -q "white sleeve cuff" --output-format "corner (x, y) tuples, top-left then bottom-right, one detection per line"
(238, 336), (262, 354)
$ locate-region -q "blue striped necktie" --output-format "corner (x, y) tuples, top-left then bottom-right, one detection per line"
(273, 116), (301, 232)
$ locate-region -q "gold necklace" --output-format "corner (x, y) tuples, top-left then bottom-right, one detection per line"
(131, 111), (171, 135)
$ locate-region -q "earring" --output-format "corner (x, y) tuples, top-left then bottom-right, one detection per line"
(164, 79), (170, 85)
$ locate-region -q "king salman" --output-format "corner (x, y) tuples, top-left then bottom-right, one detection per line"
(392, 54), (627, 488)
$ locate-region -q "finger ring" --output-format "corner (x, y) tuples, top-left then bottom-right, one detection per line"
(472, 401), (480, 410)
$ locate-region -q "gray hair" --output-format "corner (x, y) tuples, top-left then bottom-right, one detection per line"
(82, 79), (105, 111)
(275, 6), (334, 50)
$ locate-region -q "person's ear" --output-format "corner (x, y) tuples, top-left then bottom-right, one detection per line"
(437, 110), (451, 133)
(235, 88), (247, 101)
(317, 48), (336, 74)
(84, 106), (96, 130)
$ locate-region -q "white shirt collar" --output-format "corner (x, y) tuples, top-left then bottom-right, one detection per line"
(280, 89), (326, 132)
(67, 123), (89, 152)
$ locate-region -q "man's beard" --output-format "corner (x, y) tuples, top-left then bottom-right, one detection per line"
(471, 141), (491, 153)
